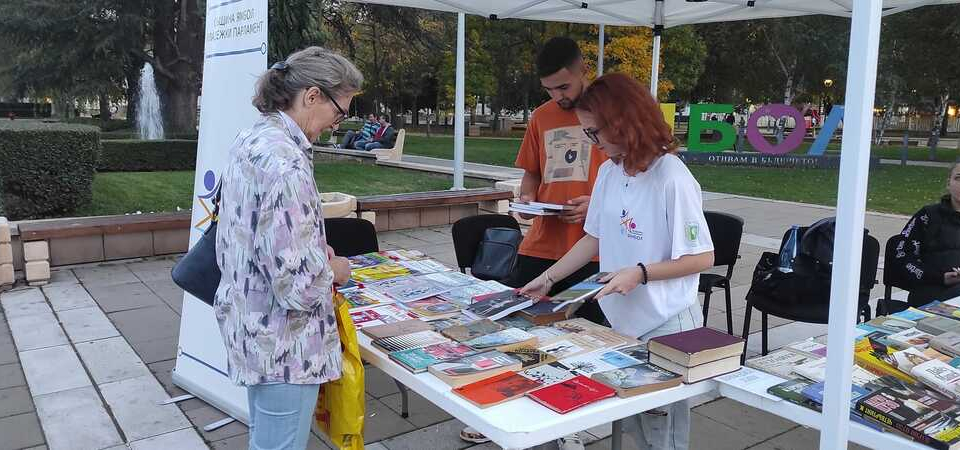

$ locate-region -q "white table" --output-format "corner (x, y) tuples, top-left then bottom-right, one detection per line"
(359, 334), (716, 450)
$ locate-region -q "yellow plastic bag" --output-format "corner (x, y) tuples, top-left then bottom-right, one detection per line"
(315, 291), (365, 450)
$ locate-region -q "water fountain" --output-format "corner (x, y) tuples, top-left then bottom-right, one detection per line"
(137, 63), (164, 140)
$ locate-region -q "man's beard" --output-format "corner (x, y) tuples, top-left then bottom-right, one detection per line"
(557, 98), (576, 110)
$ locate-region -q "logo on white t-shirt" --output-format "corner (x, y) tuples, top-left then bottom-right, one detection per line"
(685, 221), (700, 243)
(619, 209), (643, 241)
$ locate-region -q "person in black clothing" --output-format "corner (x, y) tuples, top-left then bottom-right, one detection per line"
(891, 163), (960, 306)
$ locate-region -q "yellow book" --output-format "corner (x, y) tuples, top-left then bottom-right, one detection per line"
(351, 263), (411, 283)
(854, 338), (917, 384)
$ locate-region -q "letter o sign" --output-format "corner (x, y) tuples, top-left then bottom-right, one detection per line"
(746, 104), (807, 155)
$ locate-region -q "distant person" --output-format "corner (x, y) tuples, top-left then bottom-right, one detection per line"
(216, 47), (359, 450)
(891, 163), (960, 307)
(458, 36), (607, 450)
(341, 113), (377, 149)
(724, 113), (735, 126)
(363, 114), (397, 151)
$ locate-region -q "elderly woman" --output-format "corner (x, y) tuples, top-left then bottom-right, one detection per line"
(213, 47), (361, 450)
(891, 162), (960, 307)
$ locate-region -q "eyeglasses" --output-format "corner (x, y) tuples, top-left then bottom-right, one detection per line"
(583, 127), (604, 145)
(317, 86), (347, 125)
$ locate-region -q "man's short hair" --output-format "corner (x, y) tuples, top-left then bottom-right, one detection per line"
(537, 37), (582, 78)
(380, 114), (391, 122)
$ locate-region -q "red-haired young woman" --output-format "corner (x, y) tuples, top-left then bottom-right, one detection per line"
(522, 73), (715, 450)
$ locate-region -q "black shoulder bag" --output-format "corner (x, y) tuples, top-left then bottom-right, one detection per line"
(171, 183), (223, 306)
(470, 227), (522, 281)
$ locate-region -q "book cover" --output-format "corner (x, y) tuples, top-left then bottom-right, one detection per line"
(397, 259), (450, 275)
(526, 326), (572, 342)
(911, 359), (960, 400)
(519, 362), (576, 386)
(618, 343), (649, 362)
(921, 301), (960, 320)
(854, 337), (917, 384)
(559, 350), (642, 377)
(341, 288), (396, 311)
(389, 342), (477, 373)
(746, 349), (820, 379)
(381, 249), (426, 261)
(549, 273), (609, 312)
(429, 315), (477, 332)
(440, 281), (508, 306)
(351, 263), (411, 283)
(420, 270), (476, 288)
(526, 375), (616, 414)
(920, 317), (960, 336)
(349, 304), (418, 329)
(361, 318), (433, 340)
(856, 388), (960, 449)
(862, 316), (917, 334)
(502, 346), (557, 369)
(467, 290), (537, 321)
(888, 327), (935, 350)
(592, 363), (681, 396)
(933, 332), (960, 358)
(453, 371), (544, 408)
(430, 351), (520, 377)
(784, 339), (829, 358)
(537, 335), (605, 359)
(348, 252), (391, 269)
(799, 382), (884, 431)
(767, 379), (819, 409)
(893, 347), (935, 373)
(403, 297), (462, 320)
(648, 327), (745, 366)
(517, 300), (567, 325)
(792, 357), (828, 382)
(372, 276), (453, 303)
(551, 317), (611, 335)
(498, 315), (536, 331)
(441, 319), (506, 342)
(464, 328), (537, 350)
(892, 307), (936, 323)
(372, 330), (449, 353)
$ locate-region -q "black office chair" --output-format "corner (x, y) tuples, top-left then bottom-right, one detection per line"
(324, 217), (379, 257)
(700, 211), (744, 335)
(742, 226), (879, 355)
(451, 214), (521, 276)
(877, 234), (911, 315)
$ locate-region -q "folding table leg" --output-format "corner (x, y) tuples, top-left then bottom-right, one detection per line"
(395, 380), (410, 418)
(611, 419), (623, 450)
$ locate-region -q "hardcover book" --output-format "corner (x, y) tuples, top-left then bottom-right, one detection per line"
(452, 371), (544, 408)
(389, 342), (477, 373)
(592, 363), (682, 397)
(361, 318), (433, 340)
(372, 330), (450, 353)
(648, 327), (745, 367)
(467, 290), (538, 321)
(428, 351), (522, 387)
(649, 353), (742, 383)
(403, 297), (462, 320)
(440, 319), (505, 342)
(463, 328), (537, 350)
(526, 375), (616, 414)
(517, 300), (568, 326)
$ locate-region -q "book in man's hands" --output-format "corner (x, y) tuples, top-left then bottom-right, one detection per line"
(508, 201), (575, 216)
(428, 351), (522, 387)
(591, 363), (682, 397)
(389, 342), (477, 373)
(526, 375), (616, 414)
(452, 371), (544, 408)
(467, 290), (538, 321)
(648, 327), (745, 367)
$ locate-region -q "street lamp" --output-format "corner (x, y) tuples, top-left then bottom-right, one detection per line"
(823, 79), (834, 88)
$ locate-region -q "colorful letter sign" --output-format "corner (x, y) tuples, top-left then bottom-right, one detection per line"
(687, 103), (844, 156)
(687, 104), (736, 152)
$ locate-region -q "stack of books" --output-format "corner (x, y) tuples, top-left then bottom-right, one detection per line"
(647, 327), (745, 383)
(508, 201), (575, 216)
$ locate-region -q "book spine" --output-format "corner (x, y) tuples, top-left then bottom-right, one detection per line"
(856, 403), (944, 449)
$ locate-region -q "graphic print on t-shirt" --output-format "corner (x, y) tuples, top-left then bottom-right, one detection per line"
(619, 209), (643, 241)
(543, 126), (592, 183)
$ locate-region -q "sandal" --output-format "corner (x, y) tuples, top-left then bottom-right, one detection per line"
(459, 426), (491, 443)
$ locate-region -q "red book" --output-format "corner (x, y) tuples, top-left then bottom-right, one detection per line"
(648, 327), (745, 367)
(453, 371), (544, 408)
(526, 375), (616, 414)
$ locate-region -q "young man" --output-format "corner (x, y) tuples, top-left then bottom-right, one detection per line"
(459, 37), (606, 450)
(350, 113), (380, 149)
(363, 114), (397, 151)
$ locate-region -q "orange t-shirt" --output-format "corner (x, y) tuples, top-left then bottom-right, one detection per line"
(515, 100), (607, 261)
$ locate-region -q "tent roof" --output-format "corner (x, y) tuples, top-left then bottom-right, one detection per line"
(346, 0), (956, 27)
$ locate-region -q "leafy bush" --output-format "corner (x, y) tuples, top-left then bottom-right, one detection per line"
(0, 121), (100, 219)
(101, 130), (199, 140)
(65, 117), (130, 132)
(99, 139), (198, 172)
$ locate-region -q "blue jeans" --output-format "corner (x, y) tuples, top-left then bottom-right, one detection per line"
(247, 383), (320, 450)
(364, 142), (384, 151)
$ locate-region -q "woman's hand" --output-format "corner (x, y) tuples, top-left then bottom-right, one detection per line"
(521, 274), (554, 298)
(330, 256), (351, 286)
(946, 270), (960, 286)
(595, 267), (644, 299)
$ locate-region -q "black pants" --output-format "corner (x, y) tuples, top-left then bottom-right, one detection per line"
(908, 283), (960, 307)
(502, 254), (606, 325)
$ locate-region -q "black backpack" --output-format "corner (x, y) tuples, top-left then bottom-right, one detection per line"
(471, 227), (522, 281)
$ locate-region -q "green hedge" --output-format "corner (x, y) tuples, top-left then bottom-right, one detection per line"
(65, 117), (130, 132)
(101, 130), (199, 140)
(99, 139), (198, 172)
(0, 121), (100, 219)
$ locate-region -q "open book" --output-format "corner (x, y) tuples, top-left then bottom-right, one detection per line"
(550, 273), (609, 312)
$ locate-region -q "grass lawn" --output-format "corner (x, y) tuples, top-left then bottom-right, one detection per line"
(75, 161), (487, 217)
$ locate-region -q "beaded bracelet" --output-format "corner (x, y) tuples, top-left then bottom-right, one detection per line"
(636, 262), (649, 285)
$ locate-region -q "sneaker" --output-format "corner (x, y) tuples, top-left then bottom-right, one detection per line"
(557, 433), (585, 450)
(459, 426), (490, 444)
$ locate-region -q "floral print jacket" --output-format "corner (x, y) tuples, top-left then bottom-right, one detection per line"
(214, 111), (341, 386)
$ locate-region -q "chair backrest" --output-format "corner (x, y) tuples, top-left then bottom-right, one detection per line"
(324, 217), (379, 257)
(451, 214), (521, 270)
(704, 211), (744, 269)
(778, 225), (879, 292)
(882, 234), (911, 290)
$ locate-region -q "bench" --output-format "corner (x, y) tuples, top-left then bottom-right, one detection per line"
(357, 188), (514, 232)
(319, 129), (406, 162)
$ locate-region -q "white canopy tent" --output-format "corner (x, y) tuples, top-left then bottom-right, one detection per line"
(348, 1), (958, 449)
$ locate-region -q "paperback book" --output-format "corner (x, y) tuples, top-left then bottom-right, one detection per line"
(888, 327), (935, 350)
(361, 318), (433, 340)
(372, 330), (450, 353)
(340, 288), (396, 311)
(767, 378), (818, 409)
(389, 342), (477, 373)
(452, 371), (544, 408)
(428, 351), (522, 387)
(350, 304), (418, 329)
(347, 252), (392, 269)
(351, 263), (412, 283)
(921, 301), (960, 320)
(440, 319), (505, 342)
(526, 375), (616, 414)
(856, 388), (960, 449)
(549, 273), (609, 313)
(372, 276), (453, 303)
(463, 328), (537, 350)
(920, 316), (960, 336)
(592, 363), (682, 397)
(440, 281), (511, 306)
(559, 350), (644, 377)
(467, 290), (538, 321)
(933, 332), (960, 358)
(403, 297), (462, 320)
(519, 362), (576, 386)
(500, 346), (557, 370)
(396, 258), (450, 275)
(420, 270), (476, 288)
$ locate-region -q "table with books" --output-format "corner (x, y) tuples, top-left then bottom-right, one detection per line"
(341, 250), (737, 450)
(716, 299), (960, 450)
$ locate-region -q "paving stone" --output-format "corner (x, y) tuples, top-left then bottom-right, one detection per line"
(186, 405), (249, 442)
(380, 418), (474, 450)
(87, 281), (166, 313)
(23, 446), (49, 450)
(689, 412), (768, 450)
(73, 264), (139, 287)
(47, 270), (78, 286)
(75, 336), (151, 384)
(58, 306), (120, 343)
(129, 427), (208, 450)
(365, 443), (389, 450)
(129, 336), (179, 364)
(33, 386), (122, 450)
(148, 359), (202, 409)
(744, 426), (870, 450)
(99, 374), (192, 441)
(210, 434), (249, 450)
(693, 397), (796, 442)
(109, 305), (180, 343)
(0, 386), (33, 418)
(145, 280), (185, 315)
(19, 345), (90, 396)
(0, 288), (50, 318)
(745, 321), (829, 355)
(0, 363), (26, 389)
(6, 311), (68, 351)
(398, 228), (451, 245)
(363, 396), (416, 443)
(365, 365), (402, 398)
(0, 341), (16, 365)
(127, 259), (177, 283)
(380, 390), (453, 428)
(41, 283), (97, 312)
(0, 412), (45, 450)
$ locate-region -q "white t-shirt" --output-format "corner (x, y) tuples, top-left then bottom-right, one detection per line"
(584, 154), (714, 338)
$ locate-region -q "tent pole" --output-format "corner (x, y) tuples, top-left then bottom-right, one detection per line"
(819, 0), (883, 449)
(453, 12), (466, 190)
(598, 24), (605, 75)
(650, 0), (664, 97)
